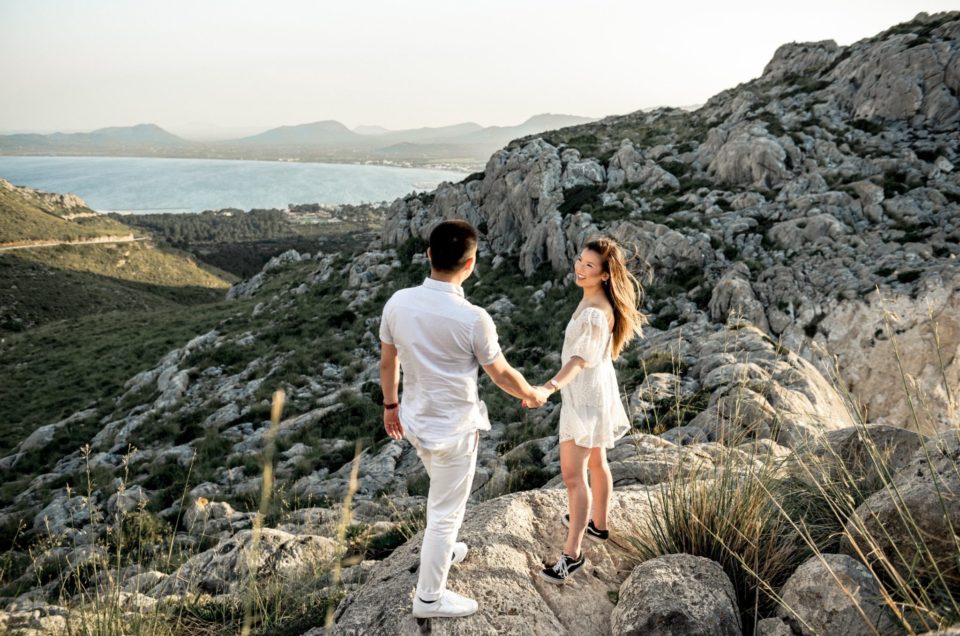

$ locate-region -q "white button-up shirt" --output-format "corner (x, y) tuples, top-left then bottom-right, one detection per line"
(380, 277), (502, 449)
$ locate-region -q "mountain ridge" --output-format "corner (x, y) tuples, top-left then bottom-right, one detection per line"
(0, 114), (599, 167)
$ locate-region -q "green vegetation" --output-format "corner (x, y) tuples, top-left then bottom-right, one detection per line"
(0, 183), (131, 244)
(0, 243), (229, 331)
(117, 206), (381, 278)
(0, 182), (232, 331)
(0, 299), (242, 447)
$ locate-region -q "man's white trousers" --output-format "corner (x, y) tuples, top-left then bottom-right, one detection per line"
(405, 429), (479, 601)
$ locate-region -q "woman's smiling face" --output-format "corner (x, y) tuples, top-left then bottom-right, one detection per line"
(574, 249), (607, 288)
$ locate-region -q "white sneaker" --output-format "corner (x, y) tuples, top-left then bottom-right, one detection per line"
(451, 541), (468, 564)
(412, 589), (479, 618)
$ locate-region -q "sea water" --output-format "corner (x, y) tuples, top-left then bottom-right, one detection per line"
(0, 156), (466, 213)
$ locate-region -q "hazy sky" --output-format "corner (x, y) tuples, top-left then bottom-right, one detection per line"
(1, 0), (956, 138)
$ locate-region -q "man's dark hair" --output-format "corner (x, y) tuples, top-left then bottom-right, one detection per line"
(429, 220), (478, 272)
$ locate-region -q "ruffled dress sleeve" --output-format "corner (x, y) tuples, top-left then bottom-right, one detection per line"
(565, 308), (609, 369)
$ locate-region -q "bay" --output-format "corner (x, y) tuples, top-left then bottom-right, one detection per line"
(0, 156), (466, 213)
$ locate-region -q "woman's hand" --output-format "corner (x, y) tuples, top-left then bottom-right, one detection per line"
(522, 385), (552, 408)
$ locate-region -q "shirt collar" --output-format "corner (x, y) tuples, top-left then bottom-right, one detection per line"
(423, 277), (465, 297)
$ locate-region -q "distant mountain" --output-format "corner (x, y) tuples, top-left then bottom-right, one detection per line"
(352, 125), (392, 136)
(377, 122), (485, 144)
(457, 113), (598, 146)
(235, 120), (361, 145)
(0, 114), (599, 166)
(0, 124), (187, 151)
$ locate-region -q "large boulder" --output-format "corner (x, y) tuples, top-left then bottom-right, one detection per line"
(330, 488), (655, 635)
(688, 322), (856, 448)
(826, 13), (960, 129)
(777, 554), (896, 635)
(610, 553), (742, 636)
(700, 122), (791, 188)
(760, 40), (843, 83)
(709, 263), (770, 332)
(148, 528), (336, 597)
(844, 431), (960, 587)
(812, 278), (960, 434)
(606, 140), (680, 192)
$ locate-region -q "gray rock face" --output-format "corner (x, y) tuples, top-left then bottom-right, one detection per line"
(331, 489), (654, 635)
(148, 528), (336, 597)
(685, 322), (855, 447)
(777, 553), (896, 635)
(226, 249), (303, 299)
(561, 150), (606, 189)
(701, 122), (790, 188)
(761, 40), (842, 83)
(0, 603), (69, 636)
(845, 431), (960, 586)
(611, 553), (742, 636)
(606, 140), (680, 192)
(827, 14), (960, 129)
(814, 277), (960, 434)
(813, 424), (928, 487)
(709, 264), (770, 332)
(755, 617), (794, 636)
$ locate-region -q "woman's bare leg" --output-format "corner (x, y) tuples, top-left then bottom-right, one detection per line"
(587, 446), (612, 531)
(560, 440), (593, 557)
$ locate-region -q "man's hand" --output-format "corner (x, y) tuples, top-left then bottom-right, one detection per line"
(384, 407), (404, 440)
(522, 385), (552, 408)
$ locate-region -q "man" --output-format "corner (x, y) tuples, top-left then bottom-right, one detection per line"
(380, 219), (549, 619)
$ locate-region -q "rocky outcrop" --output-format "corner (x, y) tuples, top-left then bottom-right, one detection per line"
(148, 528), (336, 597)
(813, 278), (960, 434)
(611, 553), (742, 636)
(665, 321), (856, 447)
(826, 14), (960, 129)
(330, 489), (654, 635)
(844, 430), (960, 586)
(700, 122), (792, 188)
(777, 554), (896, 635)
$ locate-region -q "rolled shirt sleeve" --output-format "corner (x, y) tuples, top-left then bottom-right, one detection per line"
(472, 310), (502, 366)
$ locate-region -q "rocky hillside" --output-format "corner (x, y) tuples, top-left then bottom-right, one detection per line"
(382, 10), (960, 433)
(0, 11), (958, 636)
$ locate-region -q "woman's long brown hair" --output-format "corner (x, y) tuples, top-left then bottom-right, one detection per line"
(584, 237), (646, 359)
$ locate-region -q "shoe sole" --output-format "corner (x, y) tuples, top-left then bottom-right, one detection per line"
(560, 515), (608, 543)
(413, 607), (478, 618)
(539, 567), (581, 585)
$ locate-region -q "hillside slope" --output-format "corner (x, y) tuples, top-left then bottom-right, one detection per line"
(0, 179), (231, 331)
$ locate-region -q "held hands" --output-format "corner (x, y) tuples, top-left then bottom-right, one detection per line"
(521, 385), (552, 409)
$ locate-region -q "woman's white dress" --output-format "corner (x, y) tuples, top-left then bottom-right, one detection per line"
(558, 307), (631, 449)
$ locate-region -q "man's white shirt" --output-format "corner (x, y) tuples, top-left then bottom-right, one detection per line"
(380, 277), (501, 449)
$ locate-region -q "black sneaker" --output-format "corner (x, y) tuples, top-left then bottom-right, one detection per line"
(540, 552), (585, 584)
(561, 513), (610, 542)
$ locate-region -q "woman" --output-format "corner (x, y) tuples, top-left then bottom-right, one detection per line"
(537, 237), (645, 584)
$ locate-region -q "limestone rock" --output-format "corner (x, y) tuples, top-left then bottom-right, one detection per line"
(701, 122), (791, 188)
(827, 14), (960, 129)
(688, 322), (855, 447)
(611, 553), (742, 636)
(777, 553), (896, 635)
(761, 40), (843, 83)
(814, 278), (960, 434)
(607, 140), (680, 192)
(709, 264), (770, 332)
(844, 431), (960, 586)
(148, 528), (336, 597)
(331, 489), (654, 635)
